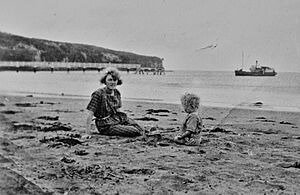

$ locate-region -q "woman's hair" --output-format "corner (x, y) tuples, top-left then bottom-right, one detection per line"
(181, 93), (200, 112)
(100, 68), (123, 85)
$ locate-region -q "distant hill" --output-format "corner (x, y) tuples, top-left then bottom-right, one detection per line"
(0, 31), (163, 69)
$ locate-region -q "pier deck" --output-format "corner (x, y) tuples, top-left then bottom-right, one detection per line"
(0, 61), (141, 72)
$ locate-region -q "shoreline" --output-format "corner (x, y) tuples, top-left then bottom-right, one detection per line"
(0, 94), (299, 194)
(1, 90), (300, 114)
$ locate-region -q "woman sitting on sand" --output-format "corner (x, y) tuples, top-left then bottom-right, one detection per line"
(86, 68), (144, 137)
(174, 93), (203, 146)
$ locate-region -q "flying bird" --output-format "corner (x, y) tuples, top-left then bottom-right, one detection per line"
(195, 38), (219, 52)
(195, 43), (218, 51)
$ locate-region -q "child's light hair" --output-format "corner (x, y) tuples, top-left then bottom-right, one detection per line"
(181, 93), (200, 113)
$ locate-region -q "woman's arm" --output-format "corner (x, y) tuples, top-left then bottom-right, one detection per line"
(86, 90), (102, 133)
(177, 130), (192, 140)
(115, 89), (122, 110)
(86, 110), (94, 133)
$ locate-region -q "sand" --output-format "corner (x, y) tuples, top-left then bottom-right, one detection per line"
(0, 94), (299, 194)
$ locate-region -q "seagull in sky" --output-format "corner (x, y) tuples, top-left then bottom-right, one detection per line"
(195, 38), (219, 52)
(196, 43), (218, 51)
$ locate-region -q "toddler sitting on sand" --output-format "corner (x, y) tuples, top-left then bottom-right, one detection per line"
(174, 93), (203, 146)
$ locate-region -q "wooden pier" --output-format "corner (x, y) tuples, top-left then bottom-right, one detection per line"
(135, 67), (165, 75)
(0, 61), (141, 72)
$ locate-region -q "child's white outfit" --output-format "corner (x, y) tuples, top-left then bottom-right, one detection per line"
(177, 112), (203, 146)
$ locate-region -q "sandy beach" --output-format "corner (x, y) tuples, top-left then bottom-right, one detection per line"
(0, 94), (299, 194)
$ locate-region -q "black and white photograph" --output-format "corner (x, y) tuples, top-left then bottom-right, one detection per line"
(0, 0), (300, 194)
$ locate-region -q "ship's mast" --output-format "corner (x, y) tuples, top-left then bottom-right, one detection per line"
(242, 51), (244, 69)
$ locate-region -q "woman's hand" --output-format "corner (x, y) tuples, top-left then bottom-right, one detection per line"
(174, 135), (185, 144)
(179, 130), (192, 139)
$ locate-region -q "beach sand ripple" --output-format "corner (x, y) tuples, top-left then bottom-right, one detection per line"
(0, 95), (299, 194)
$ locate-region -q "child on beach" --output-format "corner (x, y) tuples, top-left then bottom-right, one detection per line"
(174, 93), (203, 146)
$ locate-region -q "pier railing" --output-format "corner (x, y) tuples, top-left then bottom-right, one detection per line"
(0, 61), (141, 72)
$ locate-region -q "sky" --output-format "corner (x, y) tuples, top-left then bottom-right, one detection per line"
(0, 0), (300, 72)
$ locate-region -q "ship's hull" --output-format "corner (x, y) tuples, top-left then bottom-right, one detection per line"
(235, 70), (277, 76)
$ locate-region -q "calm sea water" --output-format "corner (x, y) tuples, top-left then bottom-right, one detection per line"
(0, 70), (299, 112)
